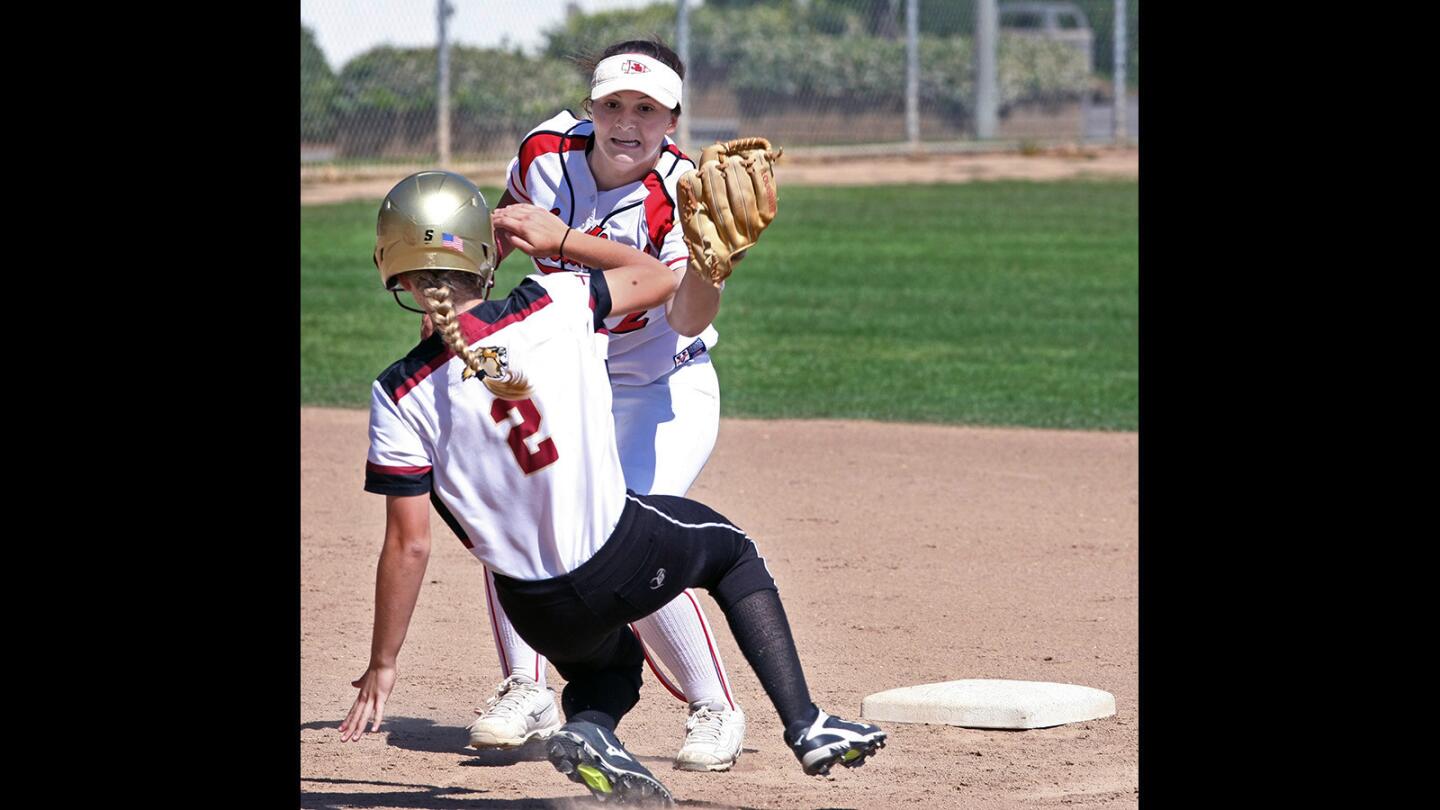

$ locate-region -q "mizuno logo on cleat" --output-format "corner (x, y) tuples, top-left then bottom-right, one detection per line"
(604, 743), (633, 761)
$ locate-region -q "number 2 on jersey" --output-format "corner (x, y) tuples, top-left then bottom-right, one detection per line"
(491, 398), (559, 474)
(611, 311), (649, 334)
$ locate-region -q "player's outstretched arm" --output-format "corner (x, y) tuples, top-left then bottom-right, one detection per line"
(492, 204), (674, 316)
(493, 204), (675, 283)
(605, 259), (677, 318)
(665, 258), (728, 337)
(340, 493), (432, 741)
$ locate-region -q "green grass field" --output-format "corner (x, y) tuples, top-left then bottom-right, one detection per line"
(301, 180), (1137, 430)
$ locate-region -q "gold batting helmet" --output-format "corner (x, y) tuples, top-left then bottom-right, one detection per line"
(374, 171), (496, 292)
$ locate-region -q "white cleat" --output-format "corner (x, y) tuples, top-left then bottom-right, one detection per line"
(674, 703), (746, 772)
(466, 675), (562, 749)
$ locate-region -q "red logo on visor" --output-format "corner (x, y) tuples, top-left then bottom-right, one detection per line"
(621, 60), (649, 74)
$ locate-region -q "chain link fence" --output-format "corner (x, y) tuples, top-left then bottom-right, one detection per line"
(301, 0), (1137, 171)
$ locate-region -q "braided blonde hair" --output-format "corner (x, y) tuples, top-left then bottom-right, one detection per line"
(409, 270), (534, 400)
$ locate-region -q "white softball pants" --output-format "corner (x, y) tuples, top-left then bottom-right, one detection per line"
(483, 356), (738, 711)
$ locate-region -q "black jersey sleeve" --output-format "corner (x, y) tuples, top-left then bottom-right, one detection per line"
(364, 463), (433, 496)
(589, 270), (612, 330)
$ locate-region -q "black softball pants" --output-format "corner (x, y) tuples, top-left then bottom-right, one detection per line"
(491, 491), (779, 730)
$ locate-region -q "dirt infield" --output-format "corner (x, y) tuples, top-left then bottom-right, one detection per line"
(299, 146), (1138, 205)
(300, 408), (1138, 809)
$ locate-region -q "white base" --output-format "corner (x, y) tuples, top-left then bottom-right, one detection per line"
(861, 679), (1116, 730)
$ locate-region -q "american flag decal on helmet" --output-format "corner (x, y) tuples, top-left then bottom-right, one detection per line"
(442, 232), (463, 250)
(622, 60), (649, 74)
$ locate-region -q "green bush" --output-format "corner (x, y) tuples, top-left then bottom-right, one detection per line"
(301, 25), (338, 142)
(540, 3), (679, 68)
(688, 3), (800, 77)
(331, 46), (586, 157)
(725, 33), (1086, 118)
(450, 49), (589, 132)
(918, 36), (974, 115)
(306, 2), (1100, 158)
(537, 2), (1090, 116)
(995, 35), (1092, 109)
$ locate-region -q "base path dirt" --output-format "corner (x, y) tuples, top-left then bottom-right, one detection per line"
(301, 408), (1138, 809)
(300, 147), (1139, 206)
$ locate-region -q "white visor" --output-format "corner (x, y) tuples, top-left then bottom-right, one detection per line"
(590, 53), (683, 111)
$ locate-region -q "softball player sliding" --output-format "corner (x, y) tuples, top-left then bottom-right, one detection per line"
(460, 40), (744, 772)
(340, 171), (885, 804)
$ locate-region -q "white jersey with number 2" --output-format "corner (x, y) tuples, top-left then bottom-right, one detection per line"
(363, 271), (625, 582)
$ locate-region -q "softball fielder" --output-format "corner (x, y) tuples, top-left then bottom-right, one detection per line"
(340, 171), (886, 805)
(462, 40), (744, 772)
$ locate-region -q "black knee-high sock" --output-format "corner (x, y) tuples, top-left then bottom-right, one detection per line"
(722, 589), (818, 732)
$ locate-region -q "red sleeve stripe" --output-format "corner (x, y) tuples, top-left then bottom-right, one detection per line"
(517, 131), (591, 187)
(366, 462), (432, 475)
(508, 174), (532, 203)
(642, 171), (677, 249)
(666, 255), (688, 267)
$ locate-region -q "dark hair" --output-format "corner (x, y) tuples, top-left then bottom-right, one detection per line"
(578, 37), (686, 116)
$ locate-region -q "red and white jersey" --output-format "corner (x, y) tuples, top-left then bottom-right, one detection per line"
(505, 110), (720, 386)
(363, 272), (628, 581)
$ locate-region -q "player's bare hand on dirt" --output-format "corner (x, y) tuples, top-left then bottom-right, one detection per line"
(492, 204), (568, 256)
(339, 665), (397, 741)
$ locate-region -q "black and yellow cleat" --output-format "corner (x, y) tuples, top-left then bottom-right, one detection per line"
(786, 708), (887, 776)
(575, 763), (613, 795)
(546, 721), (674, 805)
